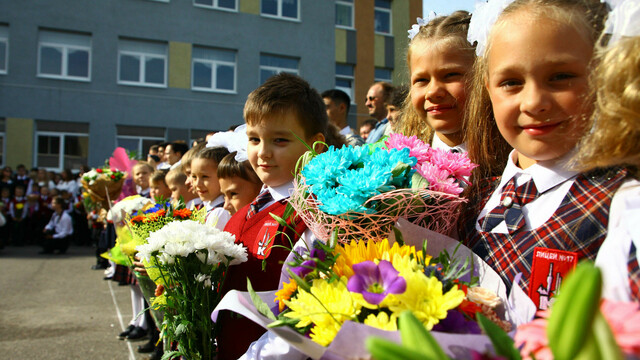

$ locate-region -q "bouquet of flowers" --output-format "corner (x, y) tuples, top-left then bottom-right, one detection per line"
(289, 134), (476, 243)
(81, 167), (126, 208)
(250, 236), (510, 349)
(136, 220), (248, 360)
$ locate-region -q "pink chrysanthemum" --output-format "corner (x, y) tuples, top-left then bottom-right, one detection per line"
(417, 163), (464, 195)
(515, 310), (553, 360)
(385, 133), (432, 165)
(429, 148), (478, 183)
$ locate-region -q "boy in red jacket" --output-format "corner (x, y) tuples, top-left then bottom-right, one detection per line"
(217, 73), (329, 359)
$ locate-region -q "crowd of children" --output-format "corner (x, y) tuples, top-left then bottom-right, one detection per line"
(2, 0), (638, 357)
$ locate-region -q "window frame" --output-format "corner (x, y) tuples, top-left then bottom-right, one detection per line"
(335, 0), (354, 30)
(193, 0), (238, 12)
(191, 47), (237, 93)
(374, 0), (392, 35)
(374, 67), (392, 83)
(259, 54), (299, 84)
(261, 0), (300, 21)
(0, 132), (4, 167)
(35, 131), (89, 172)
(335, 63), (355, 104)
(117, 40), (168, 88)
(37, 32), (91, 82)
(116, 135), (165, 159)
(0, 26), (8, 75)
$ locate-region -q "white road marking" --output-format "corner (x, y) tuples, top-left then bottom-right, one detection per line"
(108, 280), (137, 360)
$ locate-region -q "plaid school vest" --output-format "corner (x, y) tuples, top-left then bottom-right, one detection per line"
(463, 167), (628, 294)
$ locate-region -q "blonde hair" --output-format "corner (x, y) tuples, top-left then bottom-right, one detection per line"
(396, 10), (474, 143)
(165, 166), (187, 185)
(574, 36), (640, 174)
(181, 142), (206, 170)
(132, 161), (154, 174)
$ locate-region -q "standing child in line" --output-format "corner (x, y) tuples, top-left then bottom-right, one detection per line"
(572, 0), (640, 302)
(149, 170), (171, 201)
(459, 0), (617, 308)
(132, 162), (153, 198)
(165, 166), (198, 206)
(398, 11), (477, 154)
(217, 153), (263, 216)
(190, 146), (230, 230)
(8, 185), (27, 246)
(216, 73), (343, 360)
(179, 142), (205, 209)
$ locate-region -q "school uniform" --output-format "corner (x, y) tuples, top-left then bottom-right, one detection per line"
(9, 196), (27, 245)
(431, 133), (467, 153)
(216, 183), (308, 360)
(203, 195), (231, 231)
(42, 210), (73, 253)
(595, 181), (640, 302)
(461, 150), (629, 309)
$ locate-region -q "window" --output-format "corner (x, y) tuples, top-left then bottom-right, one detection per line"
(335, 0), (354, 29)
(192, 46), (236, 93)
(38, 29), (91, 81)
(259, 54), (299, 84)
(374, 0), (392, 35)
(118, 38), (167, 87)
(36, 121), (89, 172)
(194, 0), (236, 11)
(261, 0), (299, 20)
(335, 63), (354, 102)
(375, 67), (392, 83)
(117, 125), (165, 159)
(0, 25), (7, 75)
(0, 119), (5, 166)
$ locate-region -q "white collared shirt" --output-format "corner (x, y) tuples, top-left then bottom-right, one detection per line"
(45, 211), (73, 239)
(258, 182), (294, 211)
(475, 150), (578, 233)
(339, 126), (354, 137)
(204, 195), (230, 231)
(431, 133), (467, 153)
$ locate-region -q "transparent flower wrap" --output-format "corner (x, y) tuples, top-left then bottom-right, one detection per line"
(80, 176), (125, 209)
(212, 219), (536, 359)
(290, 175), (466, 245)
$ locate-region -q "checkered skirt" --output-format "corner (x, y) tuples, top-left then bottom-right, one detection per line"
(462, 167), (628, 294)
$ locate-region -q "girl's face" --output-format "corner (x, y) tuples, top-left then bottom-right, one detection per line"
(486, 14), (592, 169)
(410, 39), (473, 146)
(149, 180), (171, 201)
(133, 166), (151, 189)
(219, 176), (263, 215)
(190, 158), (221, 202)
(167, 178), (197, 204)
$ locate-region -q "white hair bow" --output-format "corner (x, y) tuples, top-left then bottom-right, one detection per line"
(603, 0), (640, 47)
(467, 0), (516, 56)
(206, 124), (248, 162)
(407, 12), (437, 40)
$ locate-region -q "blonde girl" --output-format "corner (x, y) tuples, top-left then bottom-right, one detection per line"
(398, 11), (475, 152)
(459, 0), (618, 306)
(191, 146), (231, 230)
(575, 0), (640, 302)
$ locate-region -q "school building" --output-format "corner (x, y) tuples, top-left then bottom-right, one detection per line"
(0, 0), (421, 172)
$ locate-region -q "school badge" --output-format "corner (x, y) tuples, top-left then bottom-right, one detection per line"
(254, 219), (279, 259)
(529, 247), (578, 310)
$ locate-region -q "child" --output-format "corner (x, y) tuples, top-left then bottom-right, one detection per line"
(573, 0), (640, 302)
(459, 0), (615, 308)
(8, 185), (27, 246)
(190, 146), (230, 230)
(385, 84), (409, 135)
(217, 153), (263, 215)
(179, 142), (205, 209)
(216, 73), (336, 360)
(132, 162), (154, 198)
(148, 170), (171, 201)
(398, 11), (476, 153)
(165, 166), (198, 206)
(40, 196), (73, 254)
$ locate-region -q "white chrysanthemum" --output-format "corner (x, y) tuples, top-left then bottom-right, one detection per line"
(107, 196), (152, 223)
(138, 220), (247, 266)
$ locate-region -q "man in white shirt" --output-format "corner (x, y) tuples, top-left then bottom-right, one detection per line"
(322, 89), (364, 146)
(40, 196), (73, 254)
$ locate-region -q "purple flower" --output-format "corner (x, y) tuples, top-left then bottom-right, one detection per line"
(289, 242), (327, 278)
(347, 260), (406, 305)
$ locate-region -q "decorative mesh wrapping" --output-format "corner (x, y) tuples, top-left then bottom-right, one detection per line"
(289, 179), (466, 244)
(81, 177), (124, 208)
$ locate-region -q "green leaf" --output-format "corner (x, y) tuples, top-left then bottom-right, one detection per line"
(247, 279), (277, 321)
(548, 262), (602, 360)
(398, 311), (449, 360)
(585, 311), (623, 360)
(282, 204), (295, 224)
(266, 317), (300, 328)
(366, 337), (433, 360)
(287, 269), (311, 293)
(411, 172), (430, 190)
(270, 213), (289, 228)
(477, 313), (521, 360)
(392, 226), (405, 246)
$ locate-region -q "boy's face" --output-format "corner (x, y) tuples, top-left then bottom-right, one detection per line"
(183, 165), (195, 192)
(15, 188), (24, 197)
(190, 158), (221, 202)
(167, 178), (196, 204)
(247, 112), (324, 188)
(41, 187), (49, 196)
(133, 167), (151, 189)
(149, 180), (171, 201)
(1, 189), (9, 198)
(386, 104), (399, 128)
(219, 176), (263, 215)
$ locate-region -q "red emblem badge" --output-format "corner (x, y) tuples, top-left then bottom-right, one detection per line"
(529, 247), (578, 310)
(254, 219), (279, 259)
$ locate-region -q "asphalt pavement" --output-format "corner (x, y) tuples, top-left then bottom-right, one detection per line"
(0, 245), (150, 360)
